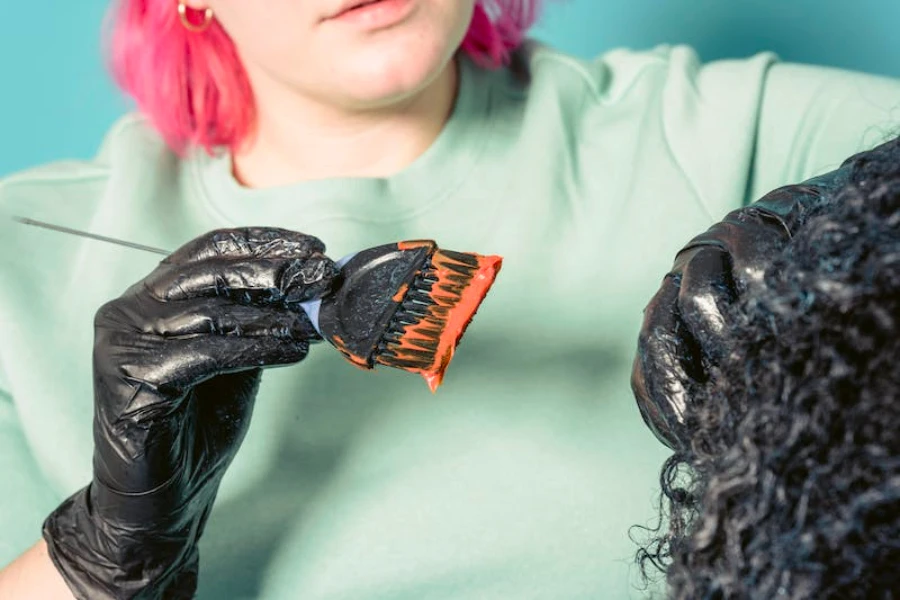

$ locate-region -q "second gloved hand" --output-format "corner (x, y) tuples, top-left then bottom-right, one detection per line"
(42, 227), (336, 600)
(629, 146), (879, 450)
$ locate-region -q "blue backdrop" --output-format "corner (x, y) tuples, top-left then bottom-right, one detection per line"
(2, 0), (898, 176)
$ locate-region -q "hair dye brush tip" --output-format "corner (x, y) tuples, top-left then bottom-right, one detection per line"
(317, 241), (502, 391)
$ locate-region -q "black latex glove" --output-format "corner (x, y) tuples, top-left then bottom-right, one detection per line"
(631, 159), (860, 450)
(42, 227), (336, 600)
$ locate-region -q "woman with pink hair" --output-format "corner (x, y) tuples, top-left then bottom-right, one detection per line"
(0, 1), (897, 598)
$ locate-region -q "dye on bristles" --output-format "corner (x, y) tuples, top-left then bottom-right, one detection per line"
(374, 248), (503, 391)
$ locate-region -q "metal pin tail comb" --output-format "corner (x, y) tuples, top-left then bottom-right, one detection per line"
(12, 216), (503, 391)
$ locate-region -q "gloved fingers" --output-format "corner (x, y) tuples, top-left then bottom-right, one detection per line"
(110, 295), (323, 341)
(677, 245), (735, 366)
(632, 273), (695, 450)
(724, 212), (791, 290)
(163, 227), (327, 265)
(95, 296), (320, 369)
(688, 205), (796, 286)
(752, 183), (826, 222)
(92, 310), (316, 499)
(95, 331), (311, 422)
(153, 332), (311, 404)
(137, 253), (336, 305)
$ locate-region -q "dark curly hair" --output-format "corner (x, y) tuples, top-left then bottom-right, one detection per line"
(638, 137), (900, 599)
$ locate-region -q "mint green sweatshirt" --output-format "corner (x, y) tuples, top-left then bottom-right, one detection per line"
(1, 42), (898, 599)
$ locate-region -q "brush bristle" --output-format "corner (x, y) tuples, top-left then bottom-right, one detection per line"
(373, 249), (502, 391)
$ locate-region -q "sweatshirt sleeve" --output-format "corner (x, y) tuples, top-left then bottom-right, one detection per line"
(0, 361), (60, 568)
(0, 176), (73, 568)
(746, 62), (900, 203)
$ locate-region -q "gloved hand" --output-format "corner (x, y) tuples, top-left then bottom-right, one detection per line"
(42, 227), (336, 600)
(631, 156), (864, 450)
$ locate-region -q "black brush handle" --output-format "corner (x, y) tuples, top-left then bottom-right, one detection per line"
(317, 241), (435, 368)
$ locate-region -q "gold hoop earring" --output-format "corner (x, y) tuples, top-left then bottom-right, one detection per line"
(177, 2), (214, 33)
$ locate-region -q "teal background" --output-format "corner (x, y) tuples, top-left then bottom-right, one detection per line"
(1, 0), (897, 176)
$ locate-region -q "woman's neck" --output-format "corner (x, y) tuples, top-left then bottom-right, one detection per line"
(231, 59), (459, 188)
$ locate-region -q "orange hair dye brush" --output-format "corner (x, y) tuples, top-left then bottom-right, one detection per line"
(315, 240), (502, 391)
(11, 217), (503, 391)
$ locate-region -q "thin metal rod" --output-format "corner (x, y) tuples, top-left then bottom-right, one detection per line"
(12, 216), (171, 256)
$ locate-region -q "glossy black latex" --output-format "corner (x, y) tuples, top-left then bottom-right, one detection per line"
(631, 159), (858, 450)
(42, 228), (335, 600)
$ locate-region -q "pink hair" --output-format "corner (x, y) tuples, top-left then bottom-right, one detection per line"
(106, 1), (544, 154)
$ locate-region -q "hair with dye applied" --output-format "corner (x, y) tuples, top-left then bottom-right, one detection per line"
(106, 0), (544, 154)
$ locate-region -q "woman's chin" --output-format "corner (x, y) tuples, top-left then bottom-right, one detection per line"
(333, 52), (454, 108)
